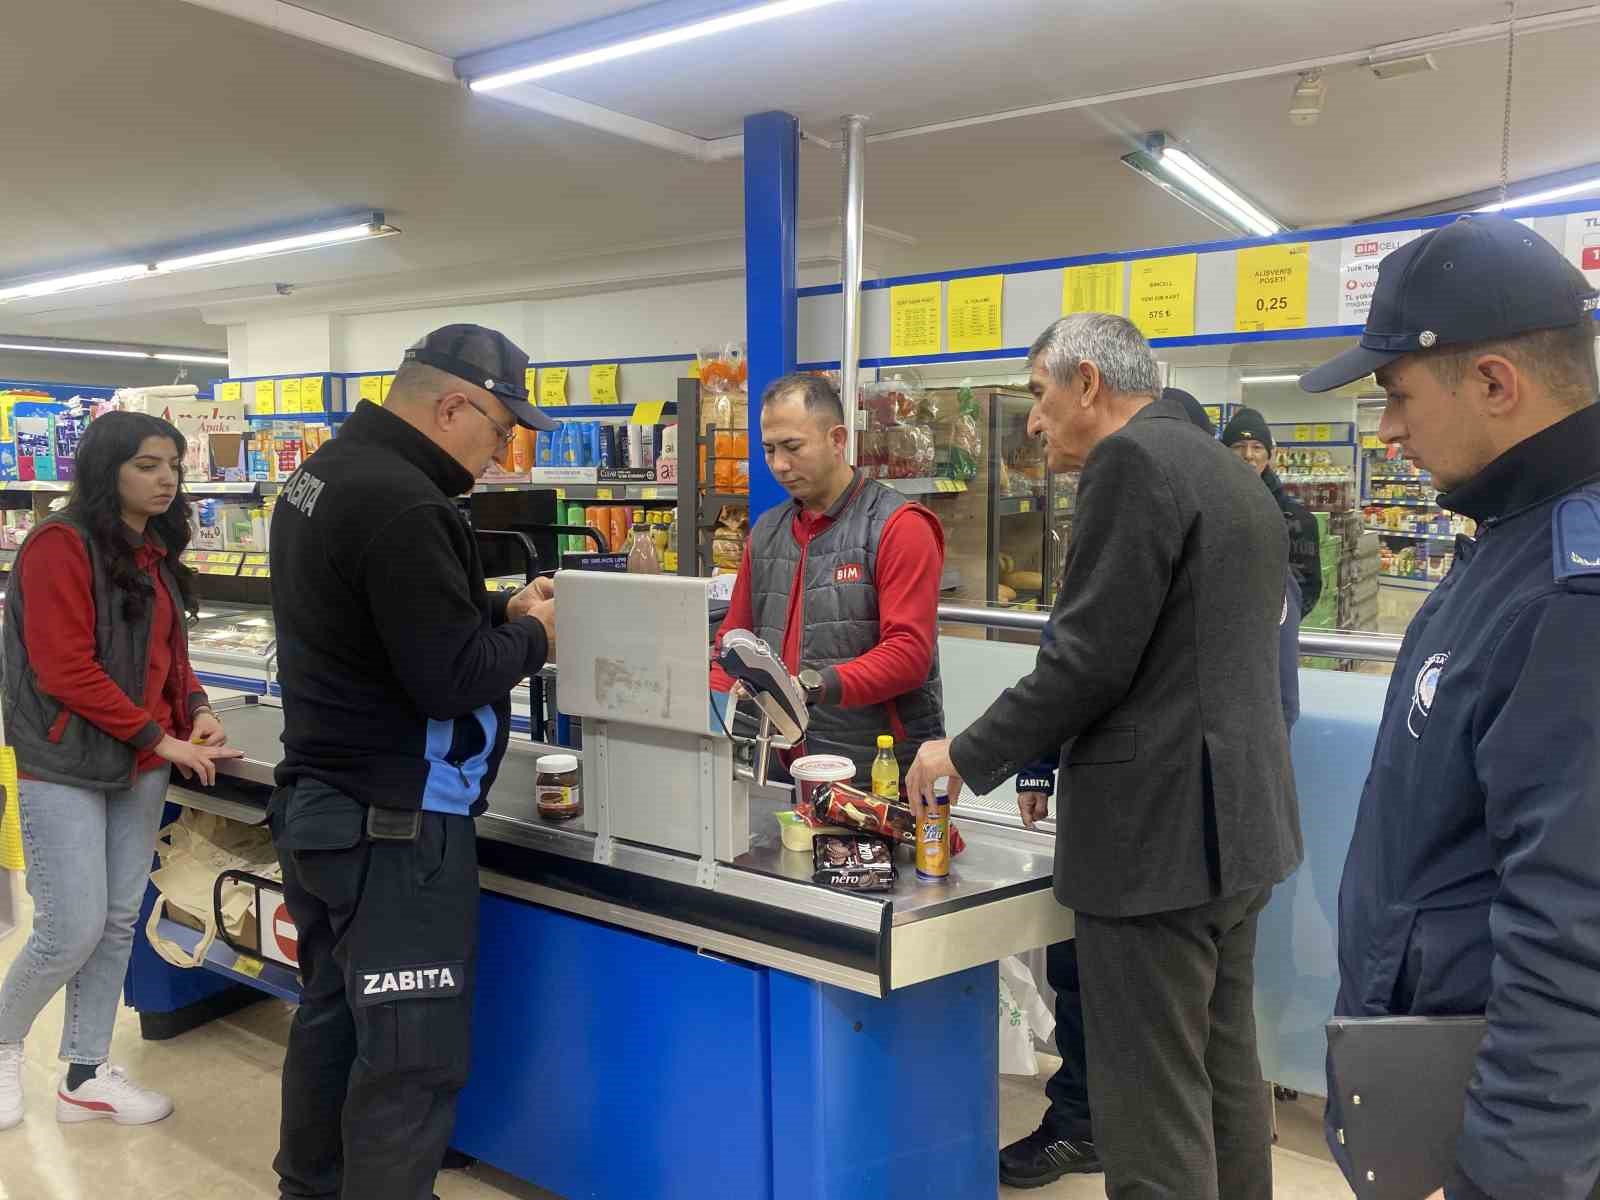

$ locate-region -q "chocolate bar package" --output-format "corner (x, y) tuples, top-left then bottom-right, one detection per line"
(814, 780), (968, 856)
(814, 781), (915, 845)
(812, 834), (898, 892)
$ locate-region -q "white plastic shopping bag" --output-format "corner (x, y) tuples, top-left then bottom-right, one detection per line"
(999, 954), (1056, 1076)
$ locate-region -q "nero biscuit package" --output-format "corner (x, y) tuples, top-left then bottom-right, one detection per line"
(812, 834), (898, 893)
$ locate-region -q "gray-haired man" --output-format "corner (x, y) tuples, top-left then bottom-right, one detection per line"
(909, 313), (1302, 1199)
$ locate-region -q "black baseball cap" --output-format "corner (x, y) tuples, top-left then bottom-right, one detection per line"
(1300, 214), (1599, 393)
(402, 324), (561, 431)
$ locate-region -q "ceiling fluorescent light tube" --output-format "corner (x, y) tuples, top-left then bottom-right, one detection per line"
(0, 263), (152, 304)
(1242, 374), (1303, 384)
(470, 0), (849, 90)
(1157, 153), (1277, 237)
(1160, 148), (1281, 236)
(156, 220), (392, 274)
(153, 352), (231, 365)
(0, 341), (152, 359)
(1476, 175), (1600, 213)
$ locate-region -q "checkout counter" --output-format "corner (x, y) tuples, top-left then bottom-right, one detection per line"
(133, 572), (1072, 1200)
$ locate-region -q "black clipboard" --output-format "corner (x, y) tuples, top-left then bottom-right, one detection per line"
(1326, 1015), (1486, 1199)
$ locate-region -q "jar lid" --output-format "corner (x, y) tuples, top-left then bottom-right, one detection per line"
(536, 754), (580, 774)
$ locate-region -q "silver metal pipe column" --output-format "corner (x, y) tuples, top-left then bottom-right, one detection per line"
(935, 603), (1404, 663)
(839, 115), (867, 465)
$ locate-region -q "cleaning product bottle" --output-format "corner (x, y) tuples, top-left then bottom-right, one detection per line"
(871, 734), (899, 803)
(626, 517), (662, 574)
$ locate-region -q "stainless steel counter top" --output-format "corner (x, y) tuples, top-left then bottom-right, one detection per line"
(188, 695), (1073, 996)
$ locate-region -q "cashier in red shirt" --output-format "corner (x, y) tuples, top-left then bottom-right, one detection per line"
(710, 373), (946, 784)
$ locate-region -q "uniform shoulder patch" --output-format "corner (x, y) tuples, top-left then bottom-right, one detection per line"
(1552, 489), (1600, 581)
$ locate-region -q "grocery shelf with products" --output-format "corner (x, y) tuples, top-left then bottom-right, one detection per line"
(1358, 402), (1474, 590)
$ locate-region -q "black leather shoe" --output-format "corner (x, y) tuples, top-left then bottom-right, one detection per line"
(998, 1125), (1102, 1188)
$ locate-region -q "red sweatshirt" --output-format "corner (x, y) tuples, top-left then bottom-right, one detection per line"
(18, 524), (207, 777)
(710, 478), (943, 740)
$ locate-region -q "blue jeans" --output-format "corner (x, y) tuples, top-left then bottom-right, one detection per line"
(0, 768), (170, 1063)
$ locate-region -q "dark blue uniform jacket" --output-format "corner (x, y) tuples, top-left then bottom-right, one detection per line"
(1329, 402), (1600, 1200)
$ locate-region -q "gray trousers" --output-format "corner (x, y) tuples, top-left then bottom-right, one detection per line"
(1076, 885), (1275, 1200)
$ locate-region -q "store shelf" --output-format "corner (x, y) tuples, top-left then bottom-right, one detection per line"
(247, 412), (348, 423)
(1365, 527), (1461, 543)
(540, 403), (676, 420)
(1362, 498), (1436, 507)
(884, 477), (969, 497)
(1369, 474), (1431, 484)
(996, 496), (1041, 517)
(476, 479), (677, 502)
(1380, 574), (1438, 590)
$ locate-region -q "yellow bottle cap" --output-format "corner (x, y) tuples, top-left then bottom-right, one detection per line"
(876, 734), (894, 749)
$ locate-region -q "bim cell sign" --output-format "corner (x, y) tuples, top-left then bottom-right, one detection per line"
(1565, 212), (1600, 286)
(1339, 230), (1423, 325)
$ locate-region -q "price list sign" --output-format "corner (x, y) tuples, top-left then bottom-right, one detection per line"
(1062, 261), (1125, 317)
(947, 275), (1003, 353)
(1130, 254), (1197, 338)
(1236, 242), (1310, 332)
(889, 282), (942, 358)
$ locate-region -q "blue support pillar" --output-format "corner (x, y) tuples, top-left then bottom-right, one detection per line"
(743, 110), (799, 523)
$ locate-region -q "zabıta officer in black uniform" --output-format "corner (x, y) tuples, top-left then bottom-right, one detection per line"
(1302, 216), (1600, 1200)
(268, 325), (560, 1200)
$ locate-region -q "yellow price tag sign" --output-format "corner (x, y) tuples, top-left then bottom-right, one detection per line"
(1018, 499), (1032, 513)
(217, 381), (242, 403)
(589, 363), (619, 405)
(540, 368), (568, 407)
(630, 400), (667, 426)
(1129, 254), (1197, 338)
(254, 379), (277, 416)
(595, 487), (614, 500)
(1315, 424), (1332, 442)
(281, 377), (302, 414)
(554, 488), (565, 500)
(1235, 242), (1310, 332)
(947, 274), (1004, 354)
(639, 487), (658, 500)
(525, 367), (537, 396)
(359, 376), (382, 406)
(301, 376), (325, 413)
(381, 375), (395, 403)
(233, 955), (264, 979)
(1062, 261), (1125, 317)
(1295, 425), (1313, 443)
(889, 282), (942, 357)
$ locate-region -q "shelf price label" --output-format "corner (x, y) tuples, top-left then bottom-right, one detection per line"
(1062, 261), (1125, 317)
(589, 363), (619, 405)
(630, 400), (667, 426)
(540, 368), (568, 407)
(889, 281), (943, 357)
(217, 381), (242, 404)
(1235, 242), (1309, 332)
(1314, 423), (1332, 442)
(254, 379), (276, 416)
(281, 377), (302, 415)
(1017, 499), (1032, 513)
(947, 274), (1004, 353)
(301, 376), (325, 414)
(525, 367), (537, 397)
(1130, 254), (1197, 338)
(381, 375), (395, 404)
(1294, 425), (1313, 442)
(359, 376), (383, 406)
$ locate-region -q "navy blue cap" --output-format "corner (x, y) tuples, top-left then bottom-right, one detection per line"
(402, 324), (560, 432)
(1301, 215), (1599, 393)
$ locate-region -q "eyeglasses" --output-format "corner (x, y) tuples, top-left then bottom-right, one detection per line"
(466, 399), (516, 448)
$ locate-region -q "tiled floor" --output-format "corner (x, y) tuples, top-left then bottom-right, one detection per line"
(0, 887), (1353, 1199)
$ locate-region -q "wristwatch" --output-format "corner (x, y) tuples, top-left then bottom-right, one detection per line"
(798, 668), (825, 706)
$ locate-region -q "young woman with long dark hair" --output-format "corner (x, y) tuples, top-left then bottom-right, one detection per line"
(0, 411), (241, 1130)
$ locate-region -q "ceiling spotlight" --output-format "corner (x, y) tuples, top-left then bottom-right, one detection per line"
(1289, 71), (1326, 126)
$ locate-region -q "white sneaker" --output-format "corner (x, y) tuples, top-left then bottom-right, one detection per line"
(0, 1042), (22, 1130)
(56, 1064), (173, 1126)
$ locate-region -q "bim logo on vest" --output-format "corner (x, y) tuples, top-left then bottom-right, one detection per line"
(834, 563), (864, 584)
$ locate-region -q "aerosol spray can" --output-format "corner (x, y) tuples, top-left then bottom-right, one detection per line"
(916, 791), (950, 881)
